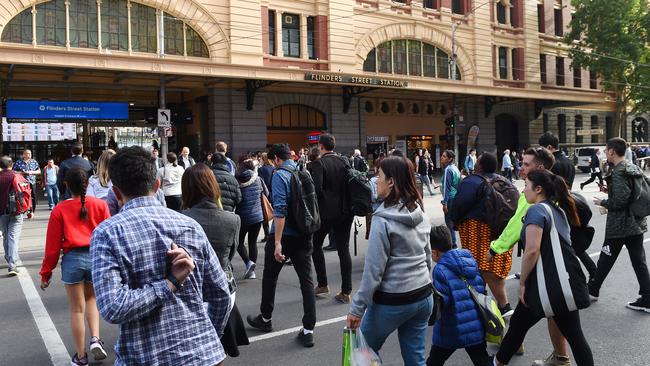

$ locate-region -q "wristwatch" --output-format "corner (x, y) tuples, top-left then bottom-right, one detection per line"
(166, 273), (184, 291)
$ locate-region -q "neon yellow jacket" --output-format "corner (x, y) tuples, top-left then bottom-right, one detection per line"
(490, 194), (531, 254)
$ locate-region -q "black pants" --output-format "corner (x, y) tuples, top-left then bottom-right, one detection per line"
(261, 235), (316, 330)
(581, 172), (603, 187)
(237, 222), (262, 264)
(164, 195), (183, 211)
(262, 219), (270, 239)
(591, 234), (650, 299)
(577, 250), (597, 279)
(30, 183), (37, 212)
(426, 342), (490, 366)
(312, 216), (353, 294)
(497, 302), (593, 366)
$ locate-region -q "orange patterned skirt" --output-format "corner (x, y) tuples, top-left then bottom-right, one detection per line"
(458, 219), (512, 279)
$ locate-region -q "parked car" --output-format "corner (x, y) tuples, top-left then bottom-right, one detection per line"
(574, 146), (606, 173)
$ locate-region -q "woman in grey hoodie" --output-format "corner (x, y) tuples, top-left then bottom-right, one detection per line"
(347, 156), (433, 366)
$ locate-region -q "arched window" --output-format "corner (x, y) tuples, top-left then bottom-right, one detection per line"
(1, 0), (209, 58)
(363, 40), (461, 80)
(266, 105), (326, 130)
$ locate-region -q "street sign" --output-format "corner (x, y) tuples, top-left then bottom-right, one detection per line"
(157, 108), (171, 127)
(576, 128), (604, 136)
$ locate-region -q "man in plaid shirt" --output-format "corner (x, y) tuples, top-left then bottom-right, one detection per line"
(91, 146), (232, 366)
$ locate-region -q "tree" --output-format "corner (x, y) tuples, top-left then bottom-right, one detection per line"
(566, 0), (650, 137)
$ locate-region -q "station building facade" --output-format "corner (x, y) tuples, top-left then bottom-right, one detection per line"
(0, 0), (644, 164)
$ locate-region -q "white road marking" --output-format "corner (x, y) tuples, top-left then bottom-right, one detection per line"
(248, 315), (347, 343)
(16, 267), (70, 366)
(248, 238), (650, 342)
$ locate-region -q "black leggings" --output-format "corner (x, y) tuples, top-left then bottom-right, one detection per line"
(497, 302), (593, 366)
(426, 342), (490, 366)
(581, 172), (603, 187)
(164, 195), (183, 211)
(237, 222), (262, 264)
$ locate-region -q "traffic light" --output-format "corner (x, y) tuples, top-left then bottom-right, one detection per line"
(449, 117), (456, 129)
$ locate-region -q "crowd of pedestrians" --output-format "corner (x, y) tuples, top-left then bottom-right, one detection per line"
(0, 129), (649, 366)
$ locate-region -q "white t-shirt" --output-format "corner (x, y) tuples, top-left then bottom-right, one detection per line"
(156, 164), (185, 196)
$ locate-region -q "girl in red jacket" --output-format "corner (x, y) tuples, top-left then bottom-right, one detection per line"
(39, 167), (110, 366)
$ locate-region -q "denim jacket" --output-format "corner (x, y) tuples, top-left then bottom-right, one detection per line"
(270, 160), (299, 237)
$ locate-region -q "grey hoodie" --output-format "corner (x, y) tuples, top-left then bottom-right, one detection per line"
(350, 202), (433, 318)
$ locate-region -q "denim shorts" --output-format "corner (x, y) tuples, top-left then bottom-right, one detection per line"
(61, 248), (92, 285)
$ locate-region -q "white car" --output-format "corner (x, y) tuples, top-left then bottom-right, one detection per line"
(575, 146), (606, 173)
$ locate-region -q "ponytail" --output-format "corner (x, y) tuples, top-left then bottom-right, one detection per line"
(527, 170), (580, 227)
(167, 152), (178, 167)
(64, 167), (89, 220)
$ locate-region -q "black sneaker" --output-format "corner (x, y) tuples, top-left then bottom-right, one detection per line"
(588, 281), (599, 302)
(7, 267), (18, 276)
(247, 314), (273, 332)
(514, 272), (521, 280)
(626, 297), (650, 313)
(89, 336), (108, 360)
(70, 353), (89, 366)
(297, 329), (315, 348)
(499, 303), (514, 318)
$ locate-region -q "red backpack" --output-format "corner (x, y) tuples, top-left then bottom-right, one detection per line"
(6, 173), (32, 216)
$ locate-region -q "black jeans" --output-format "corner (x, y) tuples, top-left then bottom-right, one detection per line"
(497, 302), (593, 366)
(426, 342), (490, 366)
(164, 195), (182, 211)
(237, 222), (262, 264)
(577, 250), (597, 279)
(581, 172), (603, 188)
(312, 216), (353, 294)
(261, 234), (316, 330)
(29, 183), (37, 212)
(591, 234), (650, 299)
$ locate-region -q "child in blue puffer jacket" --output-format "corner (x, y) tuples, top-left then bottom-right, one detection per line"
(428, 226), (490, 366)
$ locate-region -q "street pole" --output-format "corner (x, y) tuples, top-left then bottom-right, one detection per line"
(451, 21), (458, 161)
(158, 10), (168, 157)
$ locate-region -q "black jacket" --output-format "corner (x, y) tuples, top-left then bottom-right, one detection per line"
(212, 163), (242, 212)
(178, 156), (196, 169)
(309, 152), (350, 220)
(57, 156), (94, 199)
(551, 151), (576, 189)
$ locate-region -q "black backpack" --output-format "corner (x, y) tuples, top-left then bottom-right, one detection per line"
(336, 156), (373, 216)
(278, 167), (321, 235)
(478, 175), (520, 239)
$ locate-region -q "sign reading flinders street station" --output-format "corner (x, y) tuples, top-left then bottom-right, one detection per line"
(305, 73), (408, 88)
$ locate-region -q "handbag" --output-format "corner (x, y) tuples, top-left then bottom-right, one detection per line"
(260, 178), (273, 221)
(427, 285), (444, 326)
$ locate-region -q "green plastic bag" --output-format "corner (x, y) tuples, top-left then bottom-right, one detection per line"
(342, 327), (382, 366)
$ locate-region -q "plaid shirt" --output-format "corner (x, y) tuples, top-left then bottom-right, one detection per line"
(91, 196), (232, 366)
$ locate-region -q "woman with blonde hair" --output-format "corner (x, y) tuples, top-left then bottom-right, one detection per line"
(86, 149), (115, 199)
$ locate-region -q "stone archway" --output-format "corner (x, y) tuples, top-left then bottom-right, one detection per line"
(0, 0), (230, 61)
(355, 22), (476, 81)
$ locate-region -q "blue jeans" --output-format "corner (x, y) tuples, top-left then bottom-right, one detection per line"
(361, 295), (433, 366)
(46, 184), (60, 208)
(0, 214), (24, 269)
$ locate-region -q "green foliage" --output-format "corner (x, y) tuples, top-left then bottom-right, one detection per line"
(566, 0), (650, 134)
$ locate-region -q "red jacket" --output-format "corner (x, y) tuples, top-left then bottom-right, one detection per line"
(39, 196), (110, 283)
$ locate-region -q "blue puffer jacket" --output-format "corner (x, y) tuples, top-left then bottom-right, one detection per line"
(432, 249), (485, 349)
(235, 170), (266, 226)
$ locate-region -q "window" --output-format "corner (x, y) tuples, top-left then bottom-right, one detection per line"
(130, 2), (156, 53)
(540, 54), (547, 83)
(556, 56), (565, 86)
(423, 0), (438, 9)
(1, 0), (209, 57)
(591, 115), (599, 143)
(35, 0), (66, 47)
(497, 2), (507, 24)
(364, 40), (456, 79)
(498, 47), (508, 79)
(101, 0), (128, 51)
(589, 70), (597, 89)
(363, 48), (376, 72)
(452, 0), (465, 15)
(266, 104), (326, 130)
(558, 114), (567, 143)
(268, 10), (276, 55)
(554, 8), (563, 36)
(575, 115), (583, 143)
(393, 40), (408, 75)
(307, 16), (315, 60)
(282, 13), (300, 58)
(537, 4), (545, 33)
(573, 66), (581, 88)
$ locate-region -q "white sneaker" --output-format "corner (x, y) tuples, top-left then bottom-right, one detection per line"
(89, 337), (107, 360)
(244, 262), (256, 279)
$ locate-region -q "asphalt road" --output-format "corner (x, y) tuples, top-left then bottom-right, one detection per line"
(1, 172), (649, 366)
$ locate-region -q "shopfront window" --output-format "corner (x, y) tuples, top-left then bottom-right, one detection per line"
(266, 105), (326, 130)
(2, 0), (209, 58)
(364, 40), (457, 80)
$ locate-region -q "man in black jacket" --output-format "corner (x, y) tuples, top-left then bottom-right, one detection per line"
(539, 132), (575, 189)
(309, 134), (354, 304)
(57, 143), (94, 199)
(211, 153), (241, 212)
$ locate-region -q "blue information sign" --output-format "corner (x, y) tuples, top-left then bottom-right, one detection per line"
(6, 100), (129, 122)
